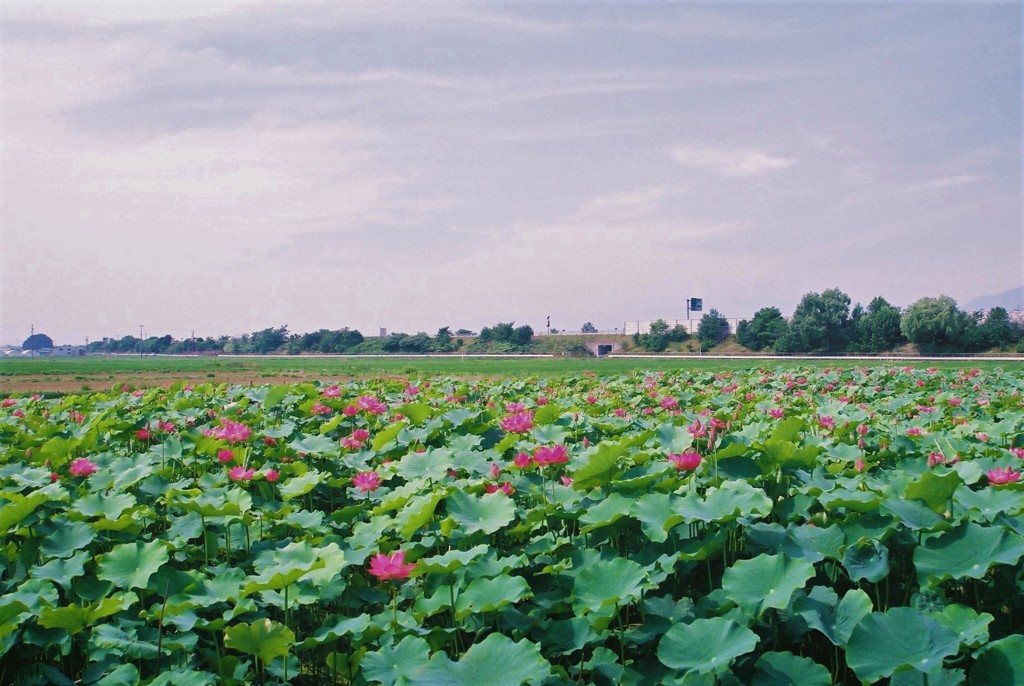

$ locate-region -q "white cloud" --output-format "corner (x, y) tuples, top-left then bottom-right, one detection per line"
(671, 145), (796, 177)
(906, 174), (983, 192)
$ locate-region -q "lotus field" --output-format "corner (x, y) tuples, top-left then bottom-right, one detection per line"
(2, 365), (1024, 685)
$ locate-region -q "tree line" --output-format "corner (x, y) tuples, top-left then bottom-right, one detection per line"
(24, 291), (1022, 356)
(732, 290), (1021, 354)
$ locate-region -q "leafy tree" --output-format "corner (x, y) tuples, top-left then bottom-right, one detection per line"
(581, 322), (598, 333)
(852, 297), (905, 352)
(787, 289), (851, 352)
(697, 309), (729, 350)
(248, 326), (289, 354)
(433, 327), (454, 352)
(637, 319), (669, 352)
(22, 333), (54, 350)
(900, 296), (971, 350)
(513, 325), (534, 345)
(736, 307), (787, 351)
(454, 328), (475, 336)
(972, 307), (1022, 349)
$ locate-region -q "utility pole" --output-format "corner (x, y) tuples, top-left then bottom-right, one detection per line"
(139, 325), (144, 357)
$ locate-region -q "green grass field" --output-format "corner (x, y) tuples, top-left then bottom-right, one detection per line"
(1, 354), (1019, 395)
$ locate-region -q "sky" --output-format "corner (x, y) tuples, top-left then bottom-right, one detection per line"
(1, 1), (1021, 346)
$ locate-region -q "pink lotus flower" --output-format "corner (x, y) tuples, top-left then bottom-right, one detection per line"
(856, 424), (869, 436)
(136, 428), (151, 441)
(489, 463), (501, 479)
(264, 469), (280, 482)
(357, 395), (387, 415)
(906, 427), (924, 437)
(217, 449), (235, 463)
(341, 437), (364, 450)
(505, 402), (526, 412)
(353, 471), (381, 493)
(613, 408), (627, 417)
(311, 402), (332, 415)
(229, 466), (255, 482)
(368, 550), (415, 581)
(69, 458), (97, 477)
(768, 408), (784, 420)
(50, 472), (59, 483)
(819, 416), (835, 431)
(513, 452), (533, 469)
(668, 452), (701, 471)
(582, 436), (590, 448)
(987, 466), (1021, 486)
(661, 397), (679, 410)
(323, 385), (342, 398)
(927, 452), (946, 468)
(404, 385), (419, 397)
(263, 436), (276, 446)
(1010, 448), (1024, 460)
(536, 396), (548, 406)
(500, 411), (535, 434)
(586, 395), (598, 405)
(351, 428), (370, 442)
(485, 482), (514, 495)
(688, 420), (707, 438)
(947, 397), (962, 407)
(533, 445), (569, 466)
(213, 420), (252, 444)
(560, 475), (573, 487)
(343, 404), (359, 416)
(854, 458), (866, 472)
(1, 398), (16, 408)
(976, 433), (989, 443)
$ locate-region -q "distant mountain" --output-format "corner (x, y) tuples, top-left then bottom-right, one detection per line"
(964, 286), (1024, 312)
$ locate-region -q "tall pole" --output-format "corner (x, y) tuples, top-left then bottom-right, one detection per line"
(139, 325), (144, 357)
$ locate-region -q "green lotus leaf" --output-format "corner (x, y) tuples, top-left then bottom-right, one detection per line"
(655, 423), (694, 453)
(454, 574), (532, 620)
(372, 423), (406, 451)
(75, 492), (137, 520)
(261, 420), (296, 438)
(657, 617), (759, 674)
(31, 550), (90, 589)
(571, 555), (646, 615)
(630, 492), (683, 543)
(146, 669), (218, 686)
(579, 492), (633, 533)
(278, 470), (322, 501)
(842, 538), (890, 582)
(792, 586), (872, 646)
(675, 480), (772, 523)
(413, 544), (489, 575)
(247, 540), (324, 591)
(37, 592), (136, 635)
(969, 634), (1024, 686)
(0, 483), (64, 533)
(446, 490), (515, 537)
(954, 487), (1024, 522)
(572, 441), (628, 490)
(721, 553), (815, 619)
(752, 651), (831, 686)
(0, 600), (29, 641)
(40, 520), (96, 558)
(414, 633), (551, 686)
(302, 613), (372, 648)
(914, 521), (1024, 587)
(931, 604), (991, 649)
(881, 497), (949, 531)
(845, 607), (961, 683)
(903, 470), (962, 514)
(97, 540), (169, 590)
(395, 449), (452, 483)
(288, 434), (338, 455)
(889, 667), (966, 686)
(90, 623), (160, 659)
(818, 487), (882, 513)
(361, 635), (430, 685)
(93, 663), (140, 686)
(396, 402), (433, 425)
(224, 618), (295, 664)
